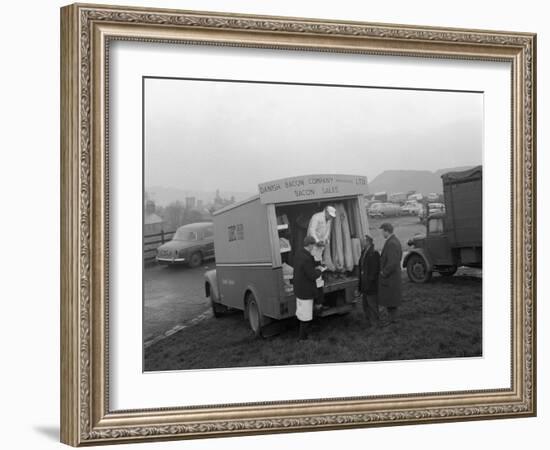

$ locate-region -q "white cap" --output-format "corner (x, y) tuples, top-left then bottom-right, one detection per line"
(326, 206), (336, 217)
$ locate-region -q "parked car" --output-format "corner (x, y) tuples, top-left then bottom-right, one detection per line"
(419, 203), (446, 224)
(388, 192), (407, 203)
(427, 202), (446, 214)
(367, 202), (381, 216)
(368, 202), (402, 218)
(401, 200), (423, 216)
(408, 193), (423, 202)
(156, 222), (215, 267)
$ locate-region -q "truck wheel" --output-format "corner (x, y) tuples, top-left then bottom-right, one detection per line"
(246, 294), (262, 338)
(438, 266), (458, 277)
(188, 252), (202, 268)
(407, 254), (432, 283)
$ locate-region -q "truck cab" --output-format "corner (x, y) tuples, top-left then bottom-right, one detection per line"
(405, 212), (456, 283)
(403, 166), (482, 283)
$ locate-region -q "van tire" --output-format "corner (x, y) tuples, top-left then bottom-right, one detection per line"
(188, 252), (202, 268)
(246, 294), (262, 338)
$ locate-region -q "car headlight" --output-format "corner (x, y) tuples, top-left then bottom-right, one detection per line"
(178, 249), (186, 257)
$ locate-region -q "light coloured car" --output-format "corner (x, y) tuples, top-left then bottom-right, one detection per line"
(419, 203), (446, 223)
(367, 202), (382, 216)
(400, 200), (423, 216)
(156, 222), (215, 267)
(428, 202), (446, 214)
(368, 202), (402, 218)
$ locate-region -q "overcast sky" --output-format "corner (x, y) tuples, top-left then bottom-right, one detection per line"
(144, 78), (482, 194)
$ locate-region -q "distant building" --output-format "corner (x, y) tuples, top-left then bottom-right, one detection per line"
(209, 189), (236, 214)
(144, 200), (164, 235)
(185, 196), (196, 210)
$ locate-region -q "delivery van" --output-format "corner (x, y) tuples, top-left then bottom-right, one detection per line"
(204, 174), (370, 336)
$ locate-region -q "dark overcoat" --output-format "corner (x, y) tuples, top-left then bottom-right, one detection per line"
(378, 234), (403, 307)
(358, 246), (380, 295)
(293, 247), (323, 299)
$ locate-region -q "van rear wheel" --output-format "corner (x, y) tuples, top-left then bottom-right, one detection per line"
(246, 294), (262, 337)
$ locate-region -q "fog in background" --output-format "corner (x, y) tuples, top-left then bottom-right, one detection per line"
(144, 78), (483, 196)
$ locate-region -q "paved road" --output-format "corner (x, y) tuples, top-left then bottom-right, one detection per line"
(143, 262), (215, 344)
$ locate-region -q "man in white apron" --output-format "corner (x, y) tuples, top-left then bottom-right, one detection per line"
(307, 206), (336, 263)
(293, 235), (327, 340)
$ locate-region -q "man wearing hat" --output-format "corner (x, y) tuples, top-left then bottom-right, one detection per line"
(307, 205), (337, 262)
(358, 234), (382, 327)
(293, 235), (327, 340)
(378, 222), (403, 324)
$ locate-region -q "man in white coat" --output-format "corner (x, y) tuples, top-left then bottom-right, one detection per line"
(307, 205), (337, 263)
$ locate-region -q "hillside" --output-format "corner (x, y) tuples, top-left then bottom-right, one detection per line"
(368, 166), (474, 195)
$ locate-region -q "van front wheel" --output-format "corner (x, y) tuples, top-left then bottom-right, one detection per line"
(246, 294), (262, 337)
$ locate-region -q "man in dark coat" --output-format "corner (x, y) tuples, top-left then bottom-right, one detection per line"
(378, 223), (403, 324)
(293, 235), (326, 340)
(358, 234), (381, 327)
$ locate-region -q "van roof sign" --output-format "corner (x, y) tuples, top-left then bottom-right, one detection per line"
(258, 174), (369, 204)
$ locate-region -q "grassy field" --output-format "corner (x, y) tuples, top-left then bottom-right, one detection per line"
(144, 270), (482, 371)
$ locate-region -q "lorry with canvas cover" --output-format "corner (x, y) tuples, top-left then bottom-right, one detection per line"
(204, 174), (370, 336)
(403, 166), (482, 283)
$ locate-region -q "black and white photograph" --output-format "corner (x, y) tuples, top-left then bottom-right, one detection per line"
(142, 77), (483, 372)
(2, 0), (544, 447)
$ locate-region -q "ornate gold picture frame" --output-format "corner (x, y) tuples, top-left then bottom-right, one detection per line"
(60, 3), (536, 446)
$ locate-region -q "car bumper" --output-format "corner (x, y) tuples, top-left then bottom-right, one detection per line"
(156, 256), (186, 264)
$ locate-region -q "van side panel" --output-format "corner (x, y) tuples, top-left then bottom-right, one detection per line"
(216, 266), (284, 319)
(213, 197), (273, 265)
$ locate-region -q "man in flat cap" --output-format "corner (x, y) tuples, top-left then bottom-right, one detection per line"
(378, 222), (403, 324)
